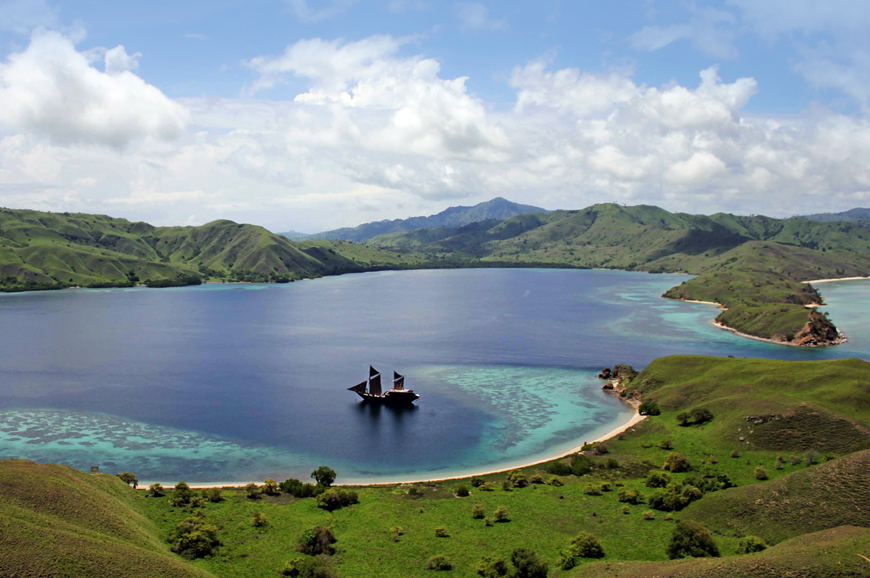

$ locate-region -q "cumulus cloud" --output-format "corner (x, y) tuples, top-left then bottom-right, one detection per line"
(288, 0), (358, 23)
(0, 31), (188, 148)
(455, 2), (508, 32)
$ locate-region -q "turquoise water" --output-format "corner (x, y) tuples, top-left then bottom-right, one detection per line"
(0, 270), (867, 484)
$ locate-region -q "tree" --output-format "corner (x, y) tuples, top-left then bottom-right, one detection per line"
(262, 478), (280, 495)
(311, 466), (337, 487)
(170, 481), (196, 507)
(667, 521), (720, 559)
(638, 400), (660, 416)
(116, 472), (138, 488)
(510, 548), (548, 578)
(202, 488), (223, 502)
(146, 483), (165, 497)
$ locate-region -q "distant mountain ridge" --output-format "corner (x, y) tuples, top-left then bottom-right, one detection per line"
(288, 197), (546, 243)
(803, 208), (870, 225)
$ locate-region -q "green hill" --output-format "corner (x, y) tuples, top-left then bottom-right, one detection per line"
(0, 459), (214, 578)
(803, 207), (870, 226)
(367, 204), (870, 345)
(304, 197), (546, 242)
(0, 208), (423, 291)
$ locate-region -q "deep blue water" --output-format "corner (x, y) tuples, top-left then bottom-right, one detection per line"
(0, 269), (867, 484)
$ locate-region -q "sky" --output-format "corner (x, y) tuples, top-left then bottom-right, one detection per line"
(0, 1), (868, 233)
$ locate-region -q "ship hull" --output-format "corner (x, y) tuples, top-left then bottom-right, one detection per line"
(354, 391), (420, 405)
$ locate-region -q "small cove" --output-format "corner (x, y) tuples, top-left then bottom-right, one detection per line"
(0, 269), (867, 484)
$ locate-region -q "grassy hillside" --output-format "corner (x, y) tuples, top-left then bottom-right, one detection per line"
(0, 459), (214, 577)
(368, 204), (870, 345)
(306, 197), (546, 242)
(5, 356), (870, 577)
(0, 208), (423, 291)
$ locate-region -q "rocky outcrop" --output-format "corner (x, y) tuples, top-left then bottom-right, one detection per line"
(792, 311), (842, 347)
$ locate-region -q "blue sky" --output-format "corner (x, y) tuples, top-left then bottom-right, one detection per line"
(0, 0), (868, 231)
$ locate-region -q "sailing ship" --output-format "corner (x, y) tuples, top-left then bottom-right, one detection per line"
(348, 366), (420, 405)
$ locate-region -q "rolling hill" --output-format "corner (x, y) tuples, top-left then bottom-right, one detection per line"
(295, 197), (546, 242)
(803, 207), (870, 226)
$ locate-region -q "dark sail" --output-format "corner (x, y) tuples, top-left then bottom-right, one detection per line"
(370, 365), (379, 378)
(393, 376), (404, 390)
(348, 381), (367, 393)
(369, 372), (382, 396)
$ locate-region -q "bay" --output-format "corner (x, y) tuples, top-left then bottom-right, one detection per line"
(0, 269), (866, 484)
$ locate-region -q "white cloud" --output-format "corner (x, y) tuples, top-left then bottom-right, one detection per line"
(0, 31), (188, 149)
(629, 3), (737, 58)
(288, 0), (358, 23)
(455, 2), (508, 32)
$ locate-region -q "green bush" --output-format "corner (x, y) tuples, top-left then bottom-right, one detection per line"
(316, 489), (359, 511)
(730, 450), (741, 458)
(297, 526), (336, 556)
(390, 527), (404, 542)
(252, 511), (268, 527)
(755, 467), (769, 480)
(548, 476), (563, 486)
(510, 548), (548, 578)
(568, 532), (605, 558)
(644, 471), (673, 488)
(529, 474), (544, 484)
(472, 504), (486, 519)
(501, 479), (512, 491)
(245, 483), (261, 500)
(667, 521), (720, 560)
(621, 505), (630, 514)
(476, 556), (509, 577)
(638, 400), (660, 416)
(282, 557), (337, 578)
(570, 454), (594, 476)
(737, 535), (768, 554)
(643, 510), (656, 520)
(171, 517), (221, 559)
(663, 452), (691, 473)
(617, 488), (645, 504)
(434, 527), (449, 538)
(455, 484), (470, 497)
(583, 484), (601, 496)
(280, 478), (325, 498)
(508, 470), (529, 488)
(599, 482), (612, 492)
(426, 555), (452, 571)
(658, 438), (674, 450)
(546, 461), (572, 476)
(146, 483), (165, 497)
(202, 488), (223, 503)
(494, 506), (510, 522)
(261, 478), (280, 495)
(647, 482), (703, 512)
(470, 476), (485, 487)
(169, 481), (196, 507)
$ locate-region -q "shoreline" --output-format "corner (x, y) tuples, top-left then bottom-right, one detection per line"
(711, 320), (846, 348)
(166, 402), (646, 490)
(804, 276), (870, 284)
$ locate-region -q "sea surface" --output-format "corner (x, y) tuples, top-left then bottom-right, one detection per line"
(0, 269), (867, 484)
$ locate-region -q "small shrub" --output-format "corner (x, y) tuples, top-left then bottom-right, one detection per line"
(434, 526), (449, 538)
(570, 454), (594, 476)
(407, 487), (421, 497)
(297, 526), (336, 556)
(494, 506), (510, 522)
(638, 400), (660, 416)
(470, 476), (485, 487)
(667, 521), (720, 560)
(280, 478), (324, 498)
(480, 482), (496, 492)
(547, 460), (572, 476)
(591, 444), (609, 456)
(621, 505), (630, 515)
(730, 450), (740, 458)
(606, 458), (619, 469)
(774, 457), (784, 470)
(691, 408), (713, 424)
(390, 526), (404, 542)
(261, 478), (280, 495)
(755, 467), (768, 481)
(599, 482), (612, 492)
(648, 482), (702, 512)
(790, 455), (801, 466)
(617, 488), (644, 504)
(643, 510), (655, 520)
(170, 481), (196, 507)
(501, 479), (512, 491)
(426, 555), (451, 571)
(484, 518), (493, 526)
(645, 471), (672, 488)
(568, 532), (605, 558)
(529, 474), (544, 484)
(548, 476), (564, 487)
(510, 548), (548, 578)
(737, 535), (767, 554)
(664, 513), (674, 521)
(172, 517), (221, 558)
(476, 556), (509, 577)
(663, 452), (691, 473)
(805, 451), (818, 466)
(472, 504), (486, 519)
(317, 489), (359, 511)
(245, 483), (261, 500)
(658, 438), (674, 450)
(456, 484), (470, 497)
(202, 488), (223, 503)
(146, 483), (165, 497)
(252, 511), (268, 527)
(583, 484), (601, 496)
(282, 557), (337, 578)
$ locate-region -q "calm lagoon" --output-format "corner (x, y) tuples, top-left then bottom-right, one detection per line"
(0, 269), (867, 484)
